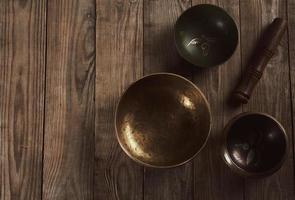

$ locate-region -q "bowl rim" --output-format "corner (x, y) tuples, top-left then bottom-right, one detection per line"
(114, 72), (212, 168)
(221, 112), (289, 178)
(174, 3), (239, 68)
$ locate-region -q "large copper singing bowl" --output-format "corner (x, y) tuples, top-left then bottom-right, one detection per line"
(115, 73), (211, 168)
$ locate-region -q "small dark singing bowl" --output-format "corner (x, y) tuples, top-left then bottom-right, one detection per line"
(222, 112), (288, 178)
(175, 4), (238, 67)
(115, 73), (211, 168)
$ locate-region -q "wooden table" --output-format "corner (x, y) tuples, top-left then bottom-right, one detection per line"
(1, 0), (295, 199)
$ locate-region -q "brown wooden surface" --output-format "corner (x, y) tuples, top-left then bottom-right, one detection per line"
(240, 1), (294, 199)
(191, 0), (244, 199)
(43, 0), (95, 199)
(95, 1), (143, 200)
(143, 1), (194, 200)
(0, 0), (46, 199)
(288, 0), (295, 190)
(1, 0), (295, 199)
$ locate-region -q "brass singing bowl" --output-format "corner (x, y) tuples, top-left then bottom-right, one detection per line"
(115, 73), (211, 168)
(222, 112), (288, 178)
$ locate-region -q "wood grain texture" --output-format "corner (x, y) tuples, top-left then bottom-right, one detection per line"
(43, 0), (95, 199)
(191, 0), (244, 199)
(95, 0), (143, 199)
(0, 0), (294, 199)
(0, 0), (46, 199)
(287, 0), (295, 187)
(143, 0), (193, 200)
(240, 0), (295, 199)
(143, 0), (192, 77)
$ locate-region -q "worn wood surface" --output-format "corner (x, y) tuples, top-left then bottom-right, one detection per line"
(95, 0), (143, 200)
(43, 0), (95, 199)
(287, 0), (295, 191)
(240, 0), (294, 199)
(143, 1), (193, 200)
(0, 0), (46, 199)
(191, 0), (244, 199)
(1, 0), (295, 199)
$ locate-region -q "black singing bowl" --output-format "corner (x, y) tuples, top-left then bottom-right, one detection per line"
(222, 113), (288, 178)
(115, 73), (211, 168)
(175, 4), (238, 67)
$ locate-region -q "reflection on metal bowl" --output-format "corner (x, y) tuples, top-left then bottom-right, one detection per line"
(115, 73), (211, 168)
(222, 112), (288, 178)
(175, 4), (238, 67)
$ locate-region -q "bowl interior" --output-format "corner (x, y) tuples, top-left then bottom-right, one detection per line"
(116, 74), (211, 167)
(175, 4), (238, 67)
(226, 114), (287, 174)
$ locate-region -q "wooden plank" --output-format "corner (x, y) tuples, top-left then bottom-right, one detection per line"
(240, 0), (295, 199)
(95, 0), (143, 199)
(143, 0), (192, 77)
(43, 0), (95, 199)
(287, 0), (295, 191)
(191, 0), (244, 199)
(143, 0), (193, 199)
(0, 0), (46, 199)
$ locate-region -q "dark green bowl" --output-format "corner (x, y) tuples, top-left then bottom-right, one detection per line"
(175, 4), (238, 67)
